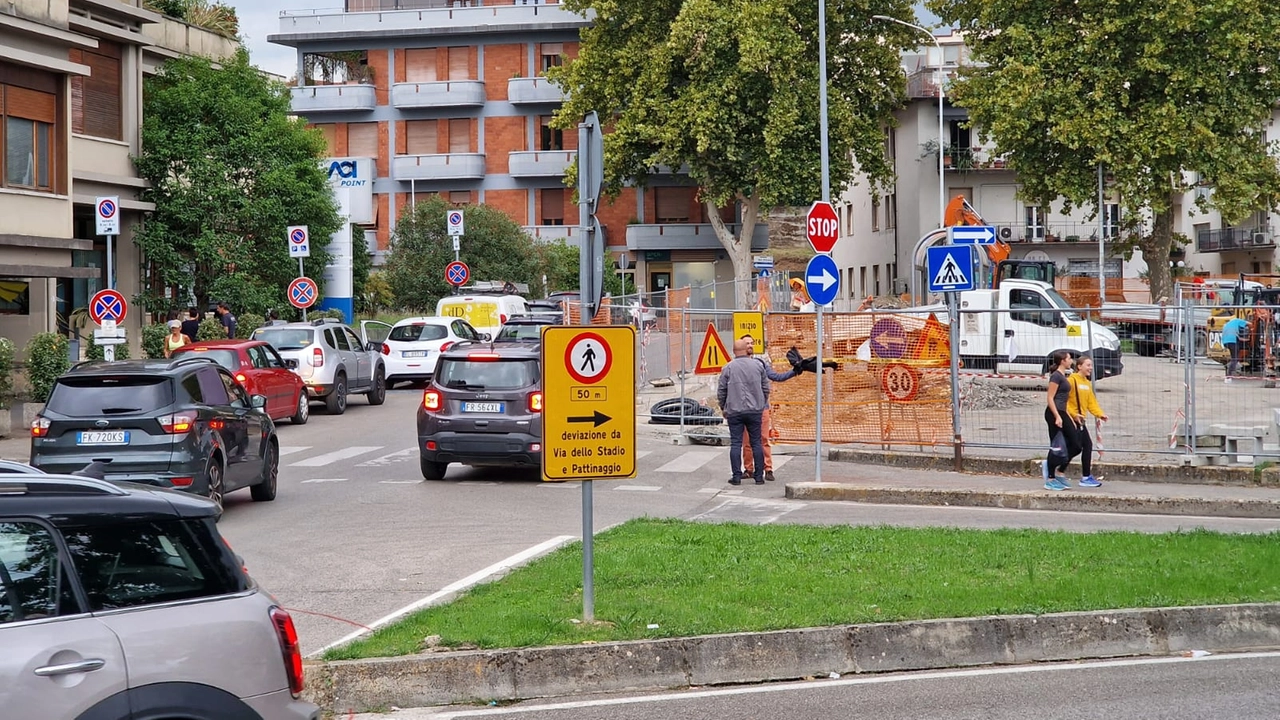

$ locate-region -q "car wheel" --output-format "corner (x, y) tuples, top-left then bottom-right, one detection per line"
(290, 391), (310, 425)
(251, 442), (278, 502)
(325, 373), (347, 415)
(367, 367), (386, 406)
(206, 460), (225, 511)
(421, 457), (447, 481)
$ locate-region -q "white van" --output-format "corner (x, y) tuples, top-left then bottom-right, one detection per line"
(436, 292), (528, 340)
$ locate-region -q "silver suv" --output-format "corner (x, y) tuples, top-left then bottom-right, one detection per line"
(252, 319), (387, 414)
(0, 473), (317, 719)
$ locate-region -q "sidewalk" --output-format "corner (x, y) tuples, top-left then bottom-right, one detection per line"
(0, 434), (27, 463)
(789, 461), (1280, 519)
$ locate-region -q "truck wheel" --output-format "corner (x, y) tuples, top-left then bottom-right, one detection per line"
(1135, 342), (1157, 357)
(1195, 330), (1208, 357)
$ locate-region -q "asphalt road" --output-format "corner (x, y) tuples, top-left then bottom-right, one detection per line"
(213, 385), (1280, 654)
(359, 651), (1280, 720)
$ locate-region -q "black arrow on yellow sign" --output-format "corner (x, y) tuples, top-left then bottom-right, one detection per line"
(568, 411), (611, 427)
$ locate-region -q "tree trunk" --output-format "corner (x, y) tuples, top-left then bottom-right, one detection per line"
(1141, 201), (1176, 304)
(707, 194), (759, 310)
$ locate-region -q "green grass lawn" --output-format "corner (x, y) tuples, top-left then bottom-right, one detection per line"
(325, 519), (1280, 660)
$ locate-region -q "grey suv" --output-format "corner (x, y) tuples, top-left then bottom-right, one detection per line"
(0, 473), (317, 719)
(417, 342), (542, 480)
(252, 319), (386, 415)
(30, 358), (280, 511)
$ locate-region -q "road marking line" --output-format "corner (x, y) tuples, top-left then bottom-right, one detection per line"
(457, 481), (499, 486)
(636, 450), (653, 459)
(427, 650), (1280, 718)
(538, 482), (580, 489)
(615, 485), (661, 492)
(696, 488), (721, 494)
(654, 450), (720, 473)
(300, 478), (347, 484)
(278, 446), (311, 457)
(289, 446), (382, 467)
(310, 534), (577, 658)
(772, 456), (792, 470)
(378, 480), (421, 485)
(356, 446), (417, 467)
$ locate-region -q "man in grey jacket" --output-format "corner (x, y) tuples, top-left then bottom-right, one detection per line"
(718, 338), (770, 485)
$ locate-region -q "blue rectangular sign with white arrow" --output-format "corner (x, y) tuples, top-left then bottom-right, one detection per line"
(947, 225), (997, 245)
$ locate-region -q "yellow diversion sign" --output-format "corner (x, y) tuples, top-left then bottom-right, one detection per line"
(540, 326), (637, 481)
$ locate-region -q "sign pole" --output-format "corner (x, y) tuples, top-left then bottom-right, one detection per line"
(299, 258), (308, 321)
(948, 294), (962, 471)
(814, 305), (823, 481)
(578, 116), (595, 624)
(104, 233), (116, 363)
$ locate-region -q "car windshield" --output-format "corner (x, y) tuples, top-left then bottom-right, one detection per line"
(173, 348), (238, 371)
(46, 376), (173, 417)
(495, 324), (544, 341)
(436, 358), (538, 390)
(390, 323), (449, 342)
(253, 328), (314, 351)
(1043, 288), (1082, 321)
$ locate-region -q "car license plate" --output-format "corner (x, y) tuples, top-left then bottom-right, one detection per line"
(462, 402), (503, 413)
(77, 430), (129, 445)
(402, 351), (428, 358)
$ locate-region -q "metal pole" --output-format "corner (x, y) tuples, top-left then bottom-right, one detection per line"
(1184, 298), (1195, 457)
(679, 298), (687, 435)
(1098, 164), (1106, 308)
(815, 305), (824, 481)
(105, 234), (115, 362)
(818, 0), (830, 201)
(577, 119), (595, 624)
(948, 295), (962, 470)
(299, 258), (308, 322)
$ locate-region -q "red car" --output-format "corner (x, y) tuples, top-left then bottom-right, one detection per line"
(172, 340), (310, 424)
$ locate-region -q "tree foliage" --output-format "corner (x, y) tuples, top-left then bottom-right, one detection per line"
(384, 197), (543, 310)
(932, 0), (1280, 302)
(549, 0), (913, 307)
(135, 49), (341, 317)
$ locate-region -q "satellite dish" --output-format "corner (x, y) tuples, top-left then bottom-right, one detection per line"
(1025, 250), (1050, 263)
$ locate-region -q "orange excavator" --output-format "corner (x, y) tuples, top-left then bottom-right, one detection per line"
(944, 196), (1058, 288)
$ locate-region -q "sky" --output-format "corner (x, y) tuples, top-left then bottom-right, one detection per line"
(230, 1), (945, 80)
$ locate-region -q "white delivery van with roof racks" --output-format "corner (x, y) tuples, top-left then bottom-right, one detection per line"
(436, 281), (530, 340)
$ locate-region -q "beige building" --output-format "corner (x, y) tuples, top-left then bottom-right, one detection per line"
(0, 0), (235, 353)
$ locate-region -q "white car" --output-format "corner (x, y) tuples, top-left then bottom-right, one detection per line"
(362, 317), (483, 388)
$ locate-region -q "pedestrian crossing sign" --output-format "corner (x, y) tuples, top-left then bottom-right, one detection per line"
(694, 323), (731, 375)
(926, 244), (976, 292)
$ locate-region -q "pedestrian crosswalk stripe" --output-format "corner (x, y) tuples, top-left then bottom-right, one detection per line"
(636, 450), (652, 459)
(654, 450), (720, 473)
(771, 456), (792, 470)
(356, 447), (416, 468)
(278, 446), (311, 457)
(289, 446), (382, 467)
(615, 485), (661, 492)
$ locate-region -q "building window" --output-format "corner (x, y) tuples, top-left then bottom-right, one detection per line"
(448, 191), (470, 205)
(406, 120), (437, 154)
(70, 41), (122, 140)
(1103, 203), (1120, 239)
(541, 187), (564, 225)
(0, 278), (31, 315)
(313, 123), (337, 155)
(885, 193), (897, 229)
(447, 47), (469, 81)
(654, 187), (691, 223)
(1025, 205), (1045, 240)
(539, 116), (563, 151)
(347, 122), (378, 158)
(873, 265), (881, 296)
(405, 48), (437, 82)
(540, 43), (564, 73)
(448, 119), (471, 153)
(2, 82), (57, 191)
(859, 266), (867, 298)
(871, 198), (880, 231)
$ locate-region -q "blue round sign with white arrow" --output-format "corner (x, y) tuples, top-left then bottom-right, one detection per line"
(804, 254), (840, 307)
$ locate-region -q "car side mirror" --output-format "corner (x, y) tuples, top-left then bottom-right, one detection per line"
(250, 394), (267, 409)
(283, 359), (298, 369)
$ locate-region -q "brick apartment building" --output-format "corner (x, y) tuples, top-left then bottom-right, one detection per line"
(270, 0), (767, 309)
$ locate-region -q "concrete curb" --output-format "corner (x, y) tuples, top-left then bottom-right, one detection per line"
(827, 447), (1280, 487)
(305, 603), (1280, 712)
(783, 482), (1280, 518)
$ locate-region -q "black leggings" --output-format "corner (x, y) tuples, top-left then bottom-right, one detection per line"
(1044, 407), (1085, 474)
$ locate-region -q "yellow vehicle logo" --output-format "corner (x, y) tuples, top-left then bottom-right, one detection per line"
(439, 301), (497, 328)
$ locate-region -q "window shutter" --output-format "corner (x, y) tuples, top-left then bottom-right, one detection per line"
(448, 119), (470, 153)
(6, 86), (56, 123)
(541, 188), (564, 223)
(655, 187), (691, 223)
(447, 47), (469, 80)
(405, 120), (437, 154)
(348, 122), (378, 158)
(449, 191), (470, 204)
(405, 49), (437, 82)
(313, 124), (337, 154)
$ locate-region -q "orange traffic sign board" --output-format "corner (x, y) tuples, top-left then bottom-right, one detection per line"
(540, 326), (637, 481)
(694, 323), (731, 374)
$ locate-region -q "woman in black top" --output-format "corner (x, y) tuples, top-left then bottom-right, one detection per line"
(1042, 350), (1076, 490)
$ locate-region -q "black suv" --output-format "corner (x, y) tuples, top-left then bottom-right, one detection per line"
(417, 343), (542, 480)
(30, 358), (280, 510)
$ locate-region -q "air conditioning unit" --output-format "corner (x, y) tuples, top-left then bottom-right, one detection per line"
(1253, 232), (1271, 246)
(997, 225), (1015, 242)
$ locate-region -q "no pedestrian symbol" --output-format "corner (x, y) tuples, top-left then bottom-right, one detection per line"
(565, 332), (612, 384)
(288, 277), (318, 309)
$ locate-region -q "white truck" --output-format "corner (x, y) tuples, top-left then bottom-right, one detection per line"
(911, 278), (1124, 378)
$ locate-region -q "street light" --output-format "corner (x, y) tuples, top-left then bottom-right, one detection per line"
(872, 15), (946, 230)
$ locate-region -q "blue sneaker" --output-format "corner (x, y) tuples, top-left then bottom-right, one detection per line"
(1055, 475), (1072, 488)
(1079, 476), (1102, 488)
(1044, 478), (1067, 491)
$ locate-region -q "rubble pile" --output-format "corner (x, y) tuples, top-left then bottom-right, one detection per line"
(961, 376), (1038, 411)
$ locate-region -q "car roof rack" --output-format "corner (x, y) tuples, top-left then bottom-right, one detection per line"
(169, 355), (218, 369)
(311, 317), (343, 326)
(0, 475), (129, 497)
(462, 281), (529, 296)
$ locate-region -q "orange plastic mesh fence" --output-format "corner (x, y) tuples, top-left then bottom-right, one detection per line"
(563, 297), (613, 325)
(765, 311), (955, 445)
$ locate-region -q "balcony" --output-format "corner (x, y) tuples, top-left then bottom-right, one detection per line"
(524, 225), (580, 247)
(508, 150), (573, 177)
(993, 222), (1116, 244)
(272, 2), (591, 44)
(391, 81), (485, 109)
(508, 76), (565, 105)
(1197, 227), (1274, 253)
(291, 84), (376, 113)
(906, 66), (959, 100)
(625, 223), (769, 252)
(393, 153), (486, 181)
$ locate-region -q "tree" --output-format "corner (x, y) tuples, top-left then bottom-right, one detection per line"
(534, 240), (636, 297)
(384, 197), (543, 310)
(135, 49), (341, 316)
(549, 0), (913, 309)
(933, 0), (1280, 302)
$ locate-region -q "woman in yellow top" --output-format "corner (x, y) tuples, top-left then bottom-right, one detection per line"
(1067, 355), (1108, 488)
(163, 319), (191, 358)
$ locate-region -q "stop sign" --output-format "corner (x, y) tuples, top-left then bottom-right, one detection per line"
(806, 200), (839, 254)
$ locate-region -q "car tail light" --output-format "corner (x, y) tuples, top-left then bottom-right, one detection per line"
(30, 416), (50, 438)
(310, 347), (324, 367)
(468, 353), (500, 361)
(500, 313), (508, 324)
(160, 412), (197, 434)
(422, 389), (442, 412)
(528, 391), (543, 413)
(381, 343), (390, 355)
(425, 440), (438, 451)
(530, 443), (541, 452)
(269, 607), (305, 697)
(171, 476), (194, 487)
(440, 341), (453, 352)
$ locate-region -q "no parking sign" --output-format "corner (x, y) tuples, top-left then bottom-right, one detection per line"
(287, 225), (310, 258)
